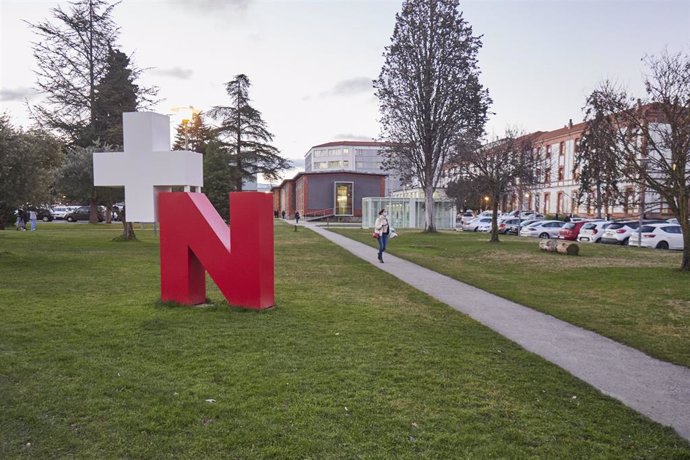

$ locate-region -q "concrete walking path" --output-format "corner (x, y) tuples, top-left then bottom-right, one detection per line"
(298, 222), (690, 441)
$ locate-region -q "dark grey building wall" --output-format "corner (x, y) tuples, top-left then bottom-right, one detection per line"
(305, 173), (383, 215)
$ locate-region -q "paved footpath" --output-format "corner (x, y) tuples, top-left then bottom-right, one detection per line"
(300, 222), (690, 441)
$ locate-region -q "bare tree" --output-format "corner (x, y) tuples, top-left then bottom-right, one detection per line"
(577, 81), (625, 218)
(375, 0), (491, 232)
(455, 130), (540, 242)
(592, 50), (690, 270)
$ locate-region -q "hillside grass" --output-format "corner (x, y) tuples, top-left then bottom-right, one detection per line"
(0, 222), (688, 458)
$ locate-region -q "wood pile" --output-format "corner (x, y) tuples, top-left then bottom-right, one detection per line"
(539, 239), (579, 256)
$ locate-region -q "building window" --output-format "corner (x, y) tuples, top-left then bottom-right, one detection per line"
(559, 141), (565, 156)
(543, 193), (550, 214)
(557, 192), (563, 214)
(572, 166), (579, 181)
(328, 161), (340, 168)
(545, 169), (551, 184)
(342, 160), (349, 168)
(343, 148), (349, 154)
(335, 182), (353, 215)
(574, 138), (580, 153)
(558, 166), (564, 181)
(318, 162), (328, 169)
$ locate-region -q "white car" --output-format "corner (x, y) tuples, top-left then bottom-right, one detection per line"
(577, 221), (612, 243)
(462, 217), (492, 232)
(639, 224), (684, 250)
(519, 220), (565, 238)
(51, 206), (72, 219)
(601, 220), (666, 245)
(459, 211), (476, 226)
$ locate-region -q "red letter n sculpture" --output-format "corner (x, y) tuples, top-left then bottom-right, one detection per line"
(159, 192), (274, 309)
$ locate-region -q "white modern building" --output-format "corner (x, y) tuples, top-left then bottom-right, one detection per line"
(304, 141), (402, 195)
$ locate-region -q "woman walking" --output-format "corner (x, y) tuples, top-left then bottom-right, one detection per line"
(374, 208), (390, 263)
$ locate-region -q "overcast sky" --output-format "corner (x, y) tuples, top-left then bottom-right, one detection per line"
(1, 0), (689, 182)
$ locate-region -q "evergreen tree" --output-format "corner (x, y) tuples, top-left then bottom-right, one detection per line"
(202, 141), (242, 221)
(93, 46), (138, 147)
(28, 0), (119, 146)
(172, 112), (214, 154)
(208, 74), (291, 190)
(375, 0), (491, 232)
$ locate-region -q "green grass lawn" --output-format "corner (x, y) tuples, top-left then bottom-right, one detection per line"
(0, 222), (689, 458)
(330, 228), (690, 369)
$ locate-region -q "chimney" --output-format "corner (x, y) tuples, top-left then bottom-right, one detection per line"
(568, 119), (573, 129)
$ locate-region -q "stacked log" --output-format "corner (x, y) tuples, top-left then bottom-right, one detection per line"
(539, 239), (579, 255)
(539, 239), (558, 252)
(557, 241), (579, 256)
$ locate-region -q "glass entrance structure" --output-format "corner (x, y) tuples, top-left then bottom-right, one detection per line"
(362, 197), (456, 229)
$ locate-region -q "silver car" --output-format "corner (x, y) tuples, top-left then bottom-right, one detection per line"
(519, 220), (565, 238)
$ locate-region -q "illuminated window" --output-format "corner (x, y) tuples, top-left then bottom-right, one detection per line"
(558, 166), (564, 181)
(335, 182), (353, 215)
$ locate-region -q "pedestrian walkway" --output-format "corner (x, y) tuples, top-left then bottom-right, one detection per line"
(298, 221), (690, 441)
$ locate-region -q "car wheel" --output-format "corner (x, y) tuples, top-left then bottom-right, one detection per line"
(473, 228), (478, 232)
(42, 216), (50, 222)
(66, 216), (75, 222)
(656, 241), (669, 250)
(622, 237), (629, 246)
(539, 232), (549, 239)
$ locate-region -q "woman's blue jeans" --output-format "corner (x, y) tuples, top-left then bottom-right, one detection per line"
(378, 232), (389, 258)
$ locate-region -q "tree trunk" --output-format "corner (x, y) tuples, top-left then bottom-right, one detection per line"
(105, 204), (113, 224)
(489, 198), (500, 243)
(679, 195), (689, 271)
(539, 239), (558, 252)
(596, 181), (602, 219)
(89, 197), (98, 224)
(556, 241), (579, 256)
(118, 207), (136, 240)
(424, 185), (435, 232)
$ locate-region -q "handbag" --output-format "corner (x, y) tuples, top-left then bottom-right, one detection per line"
(372, 231), (380, 239)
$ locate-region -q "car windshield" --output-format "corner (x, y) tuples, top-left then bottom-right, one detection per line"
(639, 225), (656, 233)
(564, 223), (576, 229)
(480, 218), (491, 223)
(582, 223), (596, 230)
(607, 223), (625, 230)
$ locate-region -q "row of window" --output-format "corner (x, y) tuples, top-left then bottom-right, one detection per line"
(313, 148), (350, 158)
(313, 160), (384, 170)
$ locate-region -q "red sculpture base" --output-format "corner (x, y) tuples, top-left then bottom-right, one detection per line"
(158, 192), (274, 309)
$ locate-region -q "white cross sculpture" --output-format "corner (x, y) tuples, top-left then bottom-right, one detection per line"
(93, 112), (203, 222)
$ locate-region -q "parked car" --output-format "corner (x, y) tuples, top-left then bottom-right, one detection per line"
(65, 206), (105, 222)
(558, 221), (588, 240)
(519, 220), (565, 238)
(51, 206), (72, 220)
(638, 224), (684, 250)
(459, 211), (476, 226)
(577, 221), (613, 243)
(600, 220), (666, 245)
(498, 218), (522, 234)
(462, 217), (492, 232)
(23, 206), (54, 222)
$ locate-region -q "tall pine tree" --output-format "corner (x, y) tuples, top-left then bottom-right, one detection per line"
(172, 112), (214, 154)
(208, 74), (291, 190)
(29, 0), (119, 146)
(93, 46), (138, 148)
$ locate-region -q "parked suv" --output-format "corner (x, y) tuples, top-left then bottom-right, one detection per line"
(23, 206), (54, 222)
(600, 220), (666, 245)
(577, 221), (612, 243)
(65, 206), (105, 222)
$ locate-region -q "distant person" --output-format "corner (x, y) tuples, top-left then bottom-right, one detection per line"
(295, 211), (301, 224)
(281, 210), (286, 219)
(29, 210), (37, 231)
(15, 209), (25, 231)
(374, 208), (391, 263)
